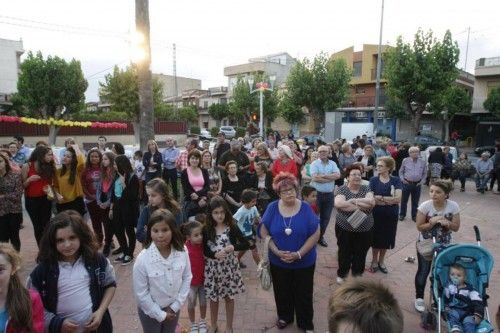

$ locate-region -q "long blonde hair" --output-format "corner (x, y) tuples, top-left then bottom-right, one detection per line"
(0, 243), (34, 332)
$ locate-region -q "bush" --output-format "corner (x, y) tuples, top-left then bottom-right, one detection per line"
(235, 127), (246, 138)
(210, 127), (219, 137)
(72, 111), (130, 121)
(190, 126), (201, 134)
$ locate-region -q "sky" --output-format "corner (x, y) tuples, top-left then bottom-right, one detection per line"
(1, 0), (500, 102)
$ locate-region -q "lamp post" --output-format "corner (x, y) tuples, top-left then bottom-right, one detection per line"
(248, 75), (276, 138)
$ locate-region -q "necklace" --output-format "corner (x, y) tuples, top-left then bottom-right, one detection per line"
(282, 215), (293, 236)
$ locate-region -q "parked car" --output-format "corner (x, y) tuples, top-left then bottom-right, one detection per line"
(199, 128), (212, 140)
(474, 145), (496, 157)
(302, 134), (324, 147)
(414, 135), (443, 150)
(219, 126), (236, 139)
(421, 146), (458, 164)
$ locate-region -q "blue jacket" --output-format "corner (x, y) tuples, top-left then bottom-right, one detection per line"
(136, 205), (183, 243)
(29, 253), (116, 333)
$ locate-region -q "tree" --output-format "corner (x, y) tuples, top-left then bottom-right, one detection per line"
(231, 77), (258, 131)
(17, 51), (88, 145)
(136, 0), (155, 151)
(279, 92), (306, 126)
(484, 86), (500, 118)
(384, 29), (460, 137)
(208, 103), (229, 127)
(178, 106), (198, 127)
(430, 85), (472, 141)
(100, 66), (166, 143)
(285, 53), (351, 130)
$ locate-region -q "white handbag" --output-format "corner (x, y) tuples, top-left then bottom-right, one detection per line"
(257, 235), (272, 290)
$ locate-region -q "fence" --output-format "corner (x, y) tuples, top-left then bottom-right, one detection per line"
(0, 121), (187, 137)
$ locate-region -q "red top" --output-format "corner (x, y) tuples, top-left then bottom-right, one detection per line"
(6, 289), (44, 333)
(25, 162), (51, 198)
(81, 166), (101, 200)
(310, 202), (319, 215)
(272, 159), (298, 178)
(185, 239), (205, 286)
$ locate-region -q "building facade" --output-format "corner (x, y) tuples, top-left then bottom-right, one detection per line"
(472, 57), (500, 146)
(0, 38), (24, 112)
(153, 73), (201, 99)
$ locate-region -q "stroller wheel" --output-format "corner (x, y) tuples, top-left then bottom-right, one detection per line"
(420, 311), (437, 331)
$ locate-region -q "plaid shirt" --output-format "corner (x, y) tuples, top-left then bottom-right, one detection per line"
(176, 150), (189, 171)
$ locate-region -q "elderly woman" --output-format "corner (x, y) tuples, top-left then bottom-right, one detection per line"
(414, 179), (460, 313)
(201, 149), (222, 198)
(338, 143), (357, 179)
(253, 142), (273, 170)
(260, 172), (320, 331)
(272, 145), (298, 178)
(368, 156), (402, 274)
(358, 145), (375, 180)
(334, 164), (375, 284)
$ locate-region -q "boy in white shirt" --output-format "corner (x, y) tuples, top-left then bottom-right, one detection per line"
(233, 189), (261, 268)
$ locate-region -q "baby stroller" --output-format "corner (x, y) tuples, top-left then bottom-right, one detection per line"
(431, 226), (494, 333)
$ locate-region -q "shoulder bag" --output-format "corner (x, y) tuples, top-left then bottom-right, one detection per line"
(347, 200), (367, 229)
(416, 237), (434, 261)
(257, 235), (272, 290)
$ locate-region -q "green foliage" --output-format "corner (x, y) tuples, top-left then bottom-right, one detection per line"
(72, 111), (129, 121)
(178, 106), (198, 124)
(190, 126), (200, 134)
(284, 53), (351, 128)
(154, 103), (174, 120)
(430, 85), (472, 118)
(384, 97), (408, 119)
(1, 93), (28, 116)
(266, 128), (274, 136)
(17, 51), (88, 118)
(384, 29), (460, 132)
(235, 127), (246, 138)
(483, 86), (500, 117)
(279, 93), (306, 125)
(99, 66), (166, 122)
(210, 127), (220, 137)
(208, 103), (229, 123)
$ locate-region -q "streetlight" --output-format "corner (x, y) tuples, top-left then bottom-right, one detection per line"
(248, 75), (276, 138)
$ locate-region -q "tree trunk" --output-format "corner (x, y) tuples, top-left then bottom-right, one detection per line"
(132, 121), (141, 145)
(48, 125), (60, 146)
(136, 0), (155, 151)
(410, 109), (423, 143)
(444, 117), (453, 143)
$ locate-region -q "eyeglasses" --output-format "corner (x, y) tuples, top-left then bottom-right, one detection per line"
(376, 164), (386, 168)
(349, 173), (362, 177)
(280, 188), (296, 195)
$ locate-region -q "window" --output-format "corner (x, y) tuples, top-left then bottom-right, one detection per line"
(353, 61), (362, 77)
(355, 86), (365, 94)
(204, 101), (208, 108)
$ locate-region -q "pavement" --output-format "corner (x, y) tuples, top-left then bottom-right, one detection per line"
(16, 179), (500, 333)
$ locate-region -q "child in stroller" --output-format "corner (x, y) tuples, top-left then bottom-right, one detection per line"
(444, 263), (484, 333)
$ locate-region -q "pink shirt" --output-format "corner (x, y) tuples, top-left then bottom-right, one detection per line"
(187, 167), (205, 192)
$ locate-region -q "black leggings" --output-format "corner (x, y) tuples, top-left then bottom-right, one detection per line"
(112, 206), (137, 257)
(56, 197), (86, 216)
(0, 213), (22, 251)
(25, 196), (53, 245)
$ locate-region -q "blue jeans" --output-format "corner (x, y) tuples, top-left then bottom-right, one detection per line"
(400, 183), (421, 220)
(447, 308), (477, 333)
(317, 191), (334, 238)
(475, 174), (491, 190)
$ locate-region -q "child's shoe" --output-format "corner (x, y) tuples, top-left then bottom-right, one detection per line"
(190, 322), (198, 333)
(198, 319), (207, 333)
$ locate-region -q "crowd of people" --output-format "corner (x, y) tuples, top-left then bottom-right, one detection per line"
(0, 133), (499, 333)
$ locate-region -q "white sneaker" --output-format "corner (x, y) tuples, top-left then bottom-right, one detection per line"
(336, 277), (344, 285)
(450, 325), (461, 333)
(414, 298), (426, 313)
(190, 322), (199, 333)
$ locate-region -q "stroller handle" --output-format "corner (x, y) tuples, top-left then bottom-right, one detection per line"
(474, 225), (481, 242)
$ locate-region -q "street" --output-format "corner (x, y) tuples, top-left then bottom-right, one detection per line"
(15, 179), (500, 332)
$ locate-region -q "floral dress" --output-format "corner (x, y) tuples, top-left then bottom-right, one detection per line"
(204, 227), (245, 301)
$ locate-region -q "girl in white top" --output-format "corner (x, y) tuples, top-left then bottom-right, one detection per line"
(133, 209), (192, 333)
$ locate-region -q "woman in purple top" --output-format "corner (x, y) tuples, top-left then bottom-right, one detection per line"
(260, 172), (320, 331)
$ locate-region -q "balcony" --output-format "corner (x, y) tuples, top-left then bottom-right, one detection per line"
(343, 95), (387, 108)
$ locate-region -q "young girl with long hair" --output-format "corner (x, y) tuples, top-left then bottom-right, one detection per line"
(136, 178), (181, 243)
(181, 220), (207, 333)
(96, 151), (117, 257)
(22, 146), (56, 245)
(0, 154), (24, 251)
(203, 196), (249, 333)
(54, 145), (86, 216)
(81, 149), (104, 246)
(110, 155), (139, 265)
(0, 243), (44, 333)
(133, 209), (192, 333)
(28, 211), (116, 332)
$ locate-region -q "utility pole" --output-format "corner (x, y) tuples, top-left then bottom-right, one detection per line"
(173, 43), (178, 117)
(136, 0), (155, 151)
(373, 0), (385, 138)
(464, 27), (470, 71)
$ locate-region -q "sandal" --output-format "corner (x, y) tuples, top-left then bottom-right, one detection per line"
(378, 263), (388, 274)
(368, 262), (378, 273)
(276, 319), (292, 329)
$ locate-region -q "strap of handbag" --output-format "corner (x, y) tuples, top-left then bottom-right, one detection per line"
(261, 235), (271, 264)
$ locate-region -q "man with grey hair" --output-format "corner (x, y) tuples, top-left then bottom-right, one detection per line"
(475, 151), (493, 194)
(162, 137), (180, 199)
(399, 146), (427, 222)
(218, 139), (250, 178)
